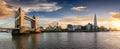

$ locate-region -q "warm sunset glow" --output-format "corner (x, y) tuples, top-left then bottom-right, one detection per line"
(0, 0), (120, 31)
(111, 21), (120, 30)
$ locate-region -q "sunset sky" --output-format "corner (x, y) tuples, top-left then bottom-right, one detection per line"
(0, 0), (120, 29)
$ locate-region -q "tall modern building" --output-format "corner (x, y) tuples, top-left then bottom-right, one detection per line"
(93, 14), (98, 31)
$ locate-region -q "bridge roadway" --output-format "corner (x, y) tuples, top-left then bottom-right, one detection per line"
(0, 28), (19, 29)
(0, 28), (35, 33)
(0, 28), (19, 32)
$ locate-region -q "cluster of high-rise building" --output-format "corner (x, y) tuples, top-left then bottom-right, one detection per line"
(42, 14), (109, 32)
(67, 14), (109, 32)
(67, 23), (109, 32)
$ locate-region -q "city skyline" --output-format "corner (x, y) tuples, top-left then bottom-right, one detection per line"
(0, 0), (120, 30)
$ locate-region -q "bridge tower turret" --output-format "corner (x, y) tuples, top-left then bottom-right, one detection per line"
(15, 8), (25, 33)
(31, 16), (40, 32)
(15, 8), (25, 28)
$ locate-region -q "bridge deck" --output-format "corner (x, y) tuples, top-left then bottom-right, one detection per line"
(0, 28), (19, 30)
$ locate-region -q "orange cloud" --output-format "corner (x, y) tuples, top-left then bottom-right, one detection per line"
(59, 16), (112, 22)
(71, 6), (87, 11)
(0, 0), (14, 18)
(110, 12), (120, 20)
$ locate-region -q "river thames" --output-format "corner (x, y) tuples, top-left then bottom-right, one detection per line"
(0, 32), (120, 49)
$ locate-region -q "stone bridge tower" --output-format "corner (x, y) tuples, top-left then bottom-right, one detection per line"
(15, 8), (25, 28)
(15, 8), (25, 33)
(31, 16), (40, 32)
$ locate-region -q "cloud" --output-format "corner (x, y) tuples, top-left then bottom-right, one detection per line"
(110, 12), (120, 20)
(71, 6), (87, 11)
(59, 15), (112, 22)
(6, 0), (62, 12)
(0, 0), (14, 18)
(24, 3), (62, 12)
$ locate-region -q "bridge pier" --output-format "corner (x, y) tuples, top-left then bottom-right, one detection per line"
(12, 28), (30, 34)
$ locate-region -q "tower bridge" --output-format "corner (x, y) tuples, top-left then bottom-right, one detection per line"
(0, 8), (41, 33)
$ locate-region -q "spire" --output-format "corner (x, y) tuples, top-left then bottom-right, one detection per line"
(94, 13), (97, 26)
(18, 8), (22, 11)
(94, 13), (97, 31)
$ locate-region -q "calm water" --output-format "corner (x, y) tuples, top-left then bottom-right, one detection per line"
(0, 32), (120, 49)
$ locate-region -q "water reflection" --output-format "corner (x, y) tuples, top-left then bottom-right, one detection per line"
(31, 33), (40, 49)
(94, 32), (98, 49)
(1, 32), (120, 49)
(11, 32), (99, 49)
(12, 34), (29, 49)
(11, 33), (40, 49)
